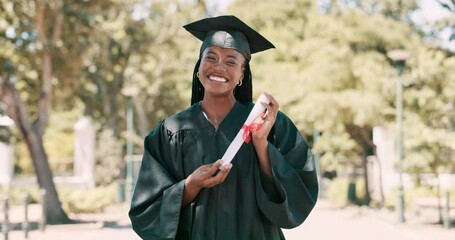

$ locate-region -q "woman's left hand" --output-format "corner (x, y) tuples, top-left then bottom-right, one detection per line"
(251, 92), (279, 147)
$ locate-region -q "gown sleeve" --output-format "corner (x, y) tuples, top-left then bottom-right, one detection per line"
(128, 121), (187, 239)
(255, 112), (319, 229)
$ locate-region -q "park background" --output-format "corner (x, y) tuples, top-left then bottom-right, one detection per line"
(0, 0), (454, 238)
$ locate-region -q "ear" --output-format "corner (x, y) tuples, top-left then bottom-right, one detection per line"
(240, 65), (245, 81)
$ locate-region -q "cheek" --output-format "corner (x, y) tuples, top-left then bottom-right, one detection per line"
(198, 61), (210, 73)
(234, 67), (244, 79)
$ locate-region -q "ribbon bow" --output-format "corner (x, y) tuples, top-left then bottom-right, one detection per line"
(242, 123), (262, 143)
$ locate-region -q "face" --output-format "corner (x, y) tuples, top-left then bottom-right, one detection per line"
(198, 46), (245, 99)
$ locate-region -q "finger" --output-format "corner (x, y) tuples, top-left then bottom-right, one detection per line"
(261, 111), (268, 119)
(263, 92), (279, 110)
(205, 160), (223, 177)
(260, 102), (275, 119)
(218, 163), (232, 182)
(196, 165), (211, 176)
(207, 164), (232, 187)
(263, 92), (278, 106)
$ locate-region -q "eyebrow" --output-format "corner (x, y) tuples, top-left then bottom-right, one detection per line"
(206, 50), (240, 60)
(227, 54), (239, 60)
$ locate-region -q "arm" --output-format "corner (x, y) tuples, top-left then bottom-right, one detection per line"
(252, 92), (278, 178)
(252, 93), (285, 202)
(252, 94), (319, 228)
(256, 130), (319, 228)
(129, 122), (184, 239)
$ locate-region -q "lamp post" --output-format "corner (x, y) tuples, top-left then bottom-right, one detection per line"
(121, 86), (139, 202)
(387, 49), (410, 224)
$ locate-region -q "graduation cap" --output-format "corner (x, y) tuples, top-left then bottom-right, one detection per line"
(183, 15), (275, 61)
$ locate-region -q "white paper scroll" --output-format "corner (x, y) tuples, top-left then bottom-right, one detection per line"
(220, 93), (270, 167)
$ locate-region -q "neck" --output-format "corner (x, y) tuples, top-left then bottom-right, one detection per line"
(200, 95), (236, 127)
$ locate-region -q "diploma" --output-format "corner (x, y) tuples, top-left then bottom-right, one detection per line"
(220, 93), (270, 167)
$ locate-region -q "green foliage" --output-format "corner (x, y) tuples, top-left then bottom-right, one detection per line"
(401, 46), (455, 176)
(60, 184), (116, 213)
(95, 128), (123, 186)
(0, 125), (11, 143)
(0, 186), (41, 205)
(0, 184), (117, 213)
(77, 0), (197, 137)
(14, 142), (35, 176)
(314, 127), (358, 172)
(325, 177), (366, 206)
(8, 108), (82, 177)
(44, 109), (82, 176)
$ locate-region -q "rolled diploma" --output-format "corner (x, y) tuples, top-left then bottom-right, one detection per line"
(220, 93), (270, 167)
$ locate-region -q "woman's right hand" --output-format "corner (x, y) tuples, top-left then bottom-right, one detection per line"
(182, 160), (232, 207)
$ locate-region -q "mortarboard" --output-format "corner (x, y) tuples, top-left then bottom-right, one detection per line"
(183, 15), (275, 61)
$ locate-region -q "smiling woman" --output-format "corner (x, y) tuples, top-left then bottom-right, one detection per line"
(129, 15), (319, 240)
(197, 46), (245, 104)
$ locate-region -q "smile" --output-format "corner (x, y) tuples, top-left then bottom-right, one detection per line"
(209, 75), (228, 83)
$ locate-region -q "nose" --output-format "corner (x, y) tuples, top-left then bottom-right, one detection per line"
(212, 61), (228, 71)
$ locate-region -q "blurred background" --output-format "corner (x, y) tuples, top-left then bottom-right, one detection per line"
(0, 0), (454, 239)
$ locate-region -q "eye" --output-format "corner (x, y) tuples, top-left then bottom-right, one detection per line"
(226, 61), (238, 66)
(205, 53), (217, 61)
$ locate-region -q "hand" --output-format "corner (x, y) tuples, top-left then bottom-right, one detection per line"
(185, 160), (232, 191)
(251, 92), (279, 147)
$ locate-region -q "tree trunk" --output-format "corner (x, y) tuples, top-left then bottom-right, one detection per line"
(0, 82), (71, 224)
(25, 125), (71, 224)
(345, 124), (375, 206)
(0, 0), (71, 224)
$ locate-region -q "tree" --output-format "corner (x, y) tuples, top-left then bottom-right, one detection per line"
(227, 0), (454, 208)
(435, 0), (455, 49)
(0, 0), (72, 224)
(403, 46), (455, 222)
(0, 0), (119, 223)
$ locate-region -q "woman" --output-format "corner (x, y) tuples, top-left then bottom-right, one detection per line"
(129, 15), (318, 240)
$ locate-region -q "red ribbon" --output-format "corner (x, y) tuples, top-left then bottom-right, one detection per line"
(242, 123), (262, 143)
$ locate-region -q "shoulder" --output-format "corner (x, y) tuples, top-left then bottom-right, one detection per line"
(272, 111), (302, 140)
(275, 111), (296, 129)
(151, 104), (205, 135)
(144, 105), (198, 142)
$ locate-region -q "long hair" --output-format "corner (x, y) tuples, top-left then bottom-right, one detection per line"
(191, 59), (253, 105)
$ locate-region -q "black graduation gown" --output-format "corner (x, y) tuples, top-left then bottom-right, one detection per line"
(129, 101), (318, 240)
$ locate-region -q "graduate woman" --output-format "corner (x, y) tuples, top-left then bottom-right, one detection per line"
(129, 15), (319, 240)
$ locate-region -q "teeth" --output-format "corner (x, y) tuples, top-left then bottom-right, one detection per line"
(209, 75), (227, 83)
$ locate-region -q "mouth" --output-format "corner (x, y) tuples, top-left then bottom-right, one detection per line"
(208, 74), (228, 83)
